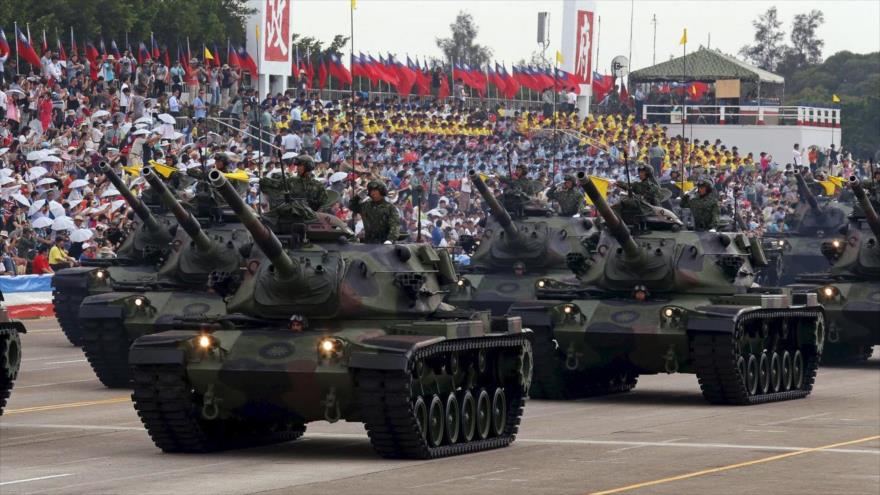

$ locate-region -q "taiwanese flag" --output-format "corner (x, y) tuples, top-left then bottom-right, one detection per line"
(329, 54), (352, 86)
(350, 53), (369, 80)
(85, 41), (99, 62)
(317, 56), (328, 89)
(56, 37), (67, 61)
(487, 63), (503, 94)
(390, 54), (415, 96)
(212, 43), (222, 67)
(16, 27), (43, 67)
(373, 54), (399, 86)
(70, 30), (77, 57)
(512, 66), (533, 91)
(304, 56), (315, 88)
(99, 38), (107, 58)
(0, 29), (10, 57)
(227, 44), (241, 68)
(110, 40), (121, 58)
(535, 67), (556, 92)
(237, 45), (258, 74)
(591, 71), (613, 101)
(414, 58), (431, 97)
(499, 64), (520, 99)
(438, 72), (450, 99)
(554, 68), (580, 94)
(163, 45), (171, 68)
(452, 62), (472, 87)
(151, 34), (160, 59)
(138, 41), (150, 64)
(467, 64), (488, 96)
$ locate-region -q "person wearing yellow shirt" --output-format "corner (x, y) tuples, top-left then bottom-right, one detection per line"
(49, 237), (77, 270)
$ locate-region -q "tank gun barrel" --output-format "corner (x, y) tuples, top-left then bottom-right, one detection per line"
(209, 169), (298, 279)
(795, 171), (821, 212)
(576, 172), (642, 261)
(142, 167), (213, 252)
(850, 177), (880, 240)
(99, 162), (162, 233)
(468, 170), (521, 241)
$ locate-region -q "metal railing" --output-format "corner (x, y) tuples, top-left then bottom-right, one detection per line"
(641, 105), (841, 127)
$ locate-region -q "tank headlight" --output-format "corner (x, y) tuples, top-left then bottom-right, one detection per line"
(561, 304), (578, 315)
(537, 279), (546, 289)
(820, 285), (838, 300)
(318, 337), (345, 358)
(663, 308), (675, 318)
(457, 279), (465, 287)
(198, 335), (214, 349)
(95, 269), (107, 279)
(831, 239), (842, 249)
(133, 296), (148, 308)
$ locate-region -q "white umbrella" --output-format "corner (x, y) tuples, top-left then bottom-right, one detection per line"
(49, 200), (66, 217)
(28, 199), (46, 215)
(26, 150), (47, 161)
(329, 171), (348, 184)
(41, 156), (63, 163)
(27, 166), (48, 180)
(92, 110), (110, 119)
(0, 176), (15, 186)
(69, 228), (94, 242)
(110, 199), (127, 212)
(120, 123), (132, 135)
(132, 129), (150, 136)
(6, 88), (25, 98)
(0, 168), (12, 178)
(69, 179), (89, 189)
(32, 217), (53, 228)
(101, 187), (121, 198)
(88, 203), (110, 215)
(135, 116), (153, 126)
(171, 131), (185, 140)
(12, 193), (30, 206)
(157, 113), (176, 125)
(51, 216), (76, 231)
(36, 177), (58, 186)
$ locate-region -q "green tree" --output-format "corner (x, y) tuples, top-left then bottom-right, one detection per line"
(291, 33), (349, 62)
(739, 7), (786, 71)
(435, 11), (492, 67)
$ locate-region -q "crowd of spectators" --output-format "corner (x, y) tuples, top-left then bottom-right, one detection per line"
(0, 51), (876, 276)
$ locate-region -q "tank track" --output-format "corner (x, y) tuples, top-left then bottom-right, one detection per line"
(131, 363), (306, 453)
(81, 317), (134, 388)
(0, 326), (23, 414)
(529, 330), (637, 400)
(53, 289), (86, 346)
(693, 309), (823, 405)
(356, 334), (531, 459)
(822, 343), (875, 365)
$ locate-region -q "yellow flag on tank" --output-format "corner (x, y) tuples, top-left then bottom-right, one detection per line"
(122, 166), (140, 176)
(827, 176), (845, 189)
(224, 170), (251, 182)
(584, 175), (611, 205)
(148, 160), (177, 178)
(818, 180), (836, 196)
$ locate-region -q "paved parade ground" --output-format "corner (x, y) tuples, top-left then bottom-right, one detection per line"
(1, 318), (878, 495)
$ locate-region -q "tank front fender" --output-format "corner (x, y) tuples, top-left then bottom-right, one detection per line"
(349, 335), (445, 370)
(129, 330), (199, 365)
(52, 267), (100, 289)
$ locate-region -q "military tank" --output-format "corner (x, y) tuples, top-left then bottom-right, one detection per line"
(128, 170), (533, 458)
(520, 173), (825, 404)
(792, 177), (879, 363)
(52, 162), (176, 346)
(0, 290), (26, 414)
(77, 166), (252, 387)
(445, 170), (600, 398)
(763, 172), (851, 285)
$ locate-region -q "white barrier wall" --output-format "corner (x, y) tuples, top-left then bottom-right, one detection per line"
(679, 125), (842, 166)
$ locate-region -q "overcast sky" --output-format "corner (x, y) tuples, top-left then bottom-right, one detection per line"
(291, 0), (880, 73)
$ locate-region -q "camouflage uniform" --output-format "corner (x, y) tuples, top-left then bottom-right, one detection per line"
(681, 185), (720, 230)
(292, 177), (329, 211)
(622, 168), (663, 206)
(547, 183), (584, 216)
(350, 195), (401, 244)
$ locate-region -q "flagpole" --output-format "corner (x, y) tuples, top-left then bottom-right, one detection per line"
(70, 27), (74, 57)
(349, 0), (356, 204)
(14, 22), (19, 76)
(680, 30), (686, 194)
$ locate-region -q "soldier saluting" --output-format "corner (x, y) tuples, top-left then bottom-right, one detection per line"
(681, 180), (720, 230)
(349, 180), (401, 244)
(547, 175), (584, 216)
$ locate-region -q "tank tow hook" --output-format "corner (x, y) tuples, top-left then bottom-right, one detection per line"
(663, 346), (679, 374)
(323, 387), (341, 423)
(201, 385), (220, 420)
(827, 324), (840, 343)
(565, 343), (582, 371)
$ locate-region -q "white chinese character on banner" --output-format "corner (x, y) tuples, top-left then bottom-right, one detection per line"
(575, 13), (591, 81)
(265, 0), (288, 56)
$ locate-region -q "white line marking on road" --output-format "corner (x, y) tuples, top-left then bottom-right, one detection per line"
(409, 468), (520, 488)
(745, 429), (786, 433)
(607, 437), (688, 454)
(43, 359), (88, 365)
(0, 424), (143, 432)
(0, 474), (74, 486)
(759, 412), (831, 426)
(22, 354), (80, 362)
(17, 379), (95, 389)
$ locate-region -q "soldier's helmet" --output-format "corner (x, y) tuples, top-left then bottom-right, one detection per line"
(367, 180), (388, 196)
(563, 175), (575, 183)
(289, 314), (309, 329)
(697, 179), (713, 192)
(638, 164), (654, 177)
(295, 154), (316, 171)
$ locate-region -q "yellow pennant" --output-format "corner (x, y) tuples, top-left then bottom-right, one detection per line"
(818, 180), (836, 196)
(148, 160), (178, 178)
(224, 170), (251, 182)
(584, 175), (611, 205)
(122, 165), (140, 177)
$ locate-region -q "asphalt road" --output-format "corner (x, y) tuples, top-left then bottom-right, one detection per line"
(1, 318), (878, 495)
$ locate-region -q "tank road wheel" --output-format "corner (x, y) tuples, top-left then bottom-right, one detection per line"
(781, 351), (793, 391)
(81, 318), (133, 388)
(427, 395), (445, 447)
(412, 396), (428, 441)
(53, 290), (86, 346)
(745, 354), (759, 396)
(758, 352), (771, 395)
(475, 388), (492, 440)
(444, 393), (461, 444)
(736, 355), (747, 389)
(0, 329), (23, 414)
(792, 350), (805, 390)
(459, 390), (477, 442)
(769, 352), (782, 392)
(491, 388), (507, 437)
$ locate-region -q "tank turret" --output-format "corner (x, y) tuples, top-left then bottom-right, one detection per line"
(143, 167), (213, 253)
(795, 171), (822, 213)
(469, 170), (523, 243)
(100, 162), (166, 236)
(850, 177), (880, 240)
(209, 169), (299, 280)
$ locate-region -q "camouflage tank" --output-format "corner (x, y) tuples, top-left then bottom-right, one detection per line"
(793, 177), (879, 363)
(52, 162), (176, 346)
(519, 173), (825, 404)
(77, 166), (252, 387)
(0, 290), (26, 414)
(446, 170), (600, 398)
(128, 170), (533, 458)
(763, 172), (851, 285)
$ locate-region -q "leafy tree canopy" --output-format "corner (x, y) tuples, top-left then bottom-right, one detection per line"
(436, 11), (492, 67)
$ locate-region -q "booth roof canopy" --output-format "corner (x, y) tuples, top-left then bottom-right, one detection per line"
(630, 48), (785, 84)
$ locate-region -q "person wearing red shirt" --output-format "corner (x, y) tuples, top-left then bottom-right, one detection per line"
(31, 246), (53, 274)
